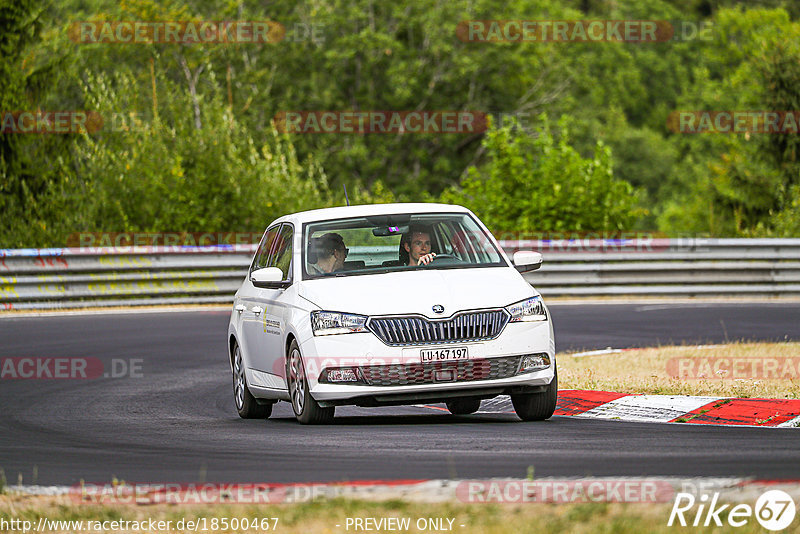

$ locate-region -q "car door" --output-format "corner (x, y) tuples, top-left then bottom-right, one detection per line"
(240, 225), (279, 383)
(242, 223), (294, 387)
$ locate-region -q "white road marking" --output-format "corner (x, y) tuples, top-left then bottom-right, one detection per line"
(578, 395), (724, 423)
(777, 415), (800, 428)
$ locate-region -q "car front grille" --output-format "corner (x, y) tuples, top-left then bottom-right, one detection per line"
(368, 309), (509, 346)
(358, 355), (522, 386)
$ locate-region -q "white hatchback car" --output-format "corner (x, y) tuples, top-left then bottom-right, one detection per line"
(227, 203), (556, 424)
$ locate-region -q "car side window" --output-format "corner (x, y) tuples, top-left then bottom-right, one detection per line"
(435, 222), (456, 256)
(252, 226), (280, 274)
(438, 220), (475, 262)
(269, 224), (293, 282)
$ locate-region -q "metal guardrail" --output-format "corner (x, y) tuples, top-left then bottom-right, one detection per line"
(1, 239), (800, 310)
(0, 246), (255, 310)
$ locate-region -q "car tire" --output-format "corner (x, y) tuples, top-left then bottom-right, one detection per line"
(511, 366), (558, 421)
(446, 398), (481, 415)
(287, 340), (335, 425)
(232, 342), (272, 419)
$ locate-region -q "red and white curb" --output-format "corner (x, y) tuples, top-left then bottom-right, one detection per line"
(438, 391), (800, 427)
(554, 390), (800, 427)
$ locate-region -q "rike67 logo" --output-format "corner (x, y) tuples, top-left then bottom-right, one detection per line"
(668, 490), (796, 531)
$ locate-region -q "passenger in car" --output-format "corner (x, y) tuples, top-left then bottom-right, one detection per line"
(308, 233), (348, 274)
(400, 225), (437, 266)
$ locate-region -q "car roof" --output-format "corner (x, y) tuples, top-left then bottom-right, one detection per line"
(270, 203), (472, 226)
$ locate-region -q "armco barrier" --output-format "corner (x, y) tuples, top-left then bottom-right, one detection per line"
(1, 239), (799, 310)
(0, 245), (256, 310)
(504, 238), (800, 297)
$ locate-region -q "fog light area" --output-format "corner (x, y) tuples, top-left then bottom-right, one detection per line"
(326, 368), (359, 382)
(519, 353), (551, 373)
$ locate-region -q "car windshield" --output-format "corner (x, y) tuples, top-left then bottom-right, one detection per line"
(302, 212), (506, 279)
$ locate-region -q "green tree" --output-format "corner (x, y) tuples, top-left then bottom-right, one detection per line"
(658, 7), (800, 235)
(63, 69), (331, 238)
(0, 0), (71, 247)
(441, 116), (637, 233)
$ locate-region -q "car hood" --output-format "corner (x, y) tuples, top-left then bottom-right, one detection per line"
(298, 267), (536, 317)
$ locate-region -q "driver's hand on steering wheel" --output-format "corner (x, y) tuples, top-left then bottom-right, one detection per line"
(418, 252), (437, 265)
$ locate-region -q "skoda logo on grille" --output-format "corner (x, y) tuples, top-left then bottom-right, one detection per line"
(432, 304), (445, 314)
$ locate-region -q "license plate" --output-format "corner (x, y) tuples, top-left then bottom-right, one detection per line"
(420, 346), (469, 362)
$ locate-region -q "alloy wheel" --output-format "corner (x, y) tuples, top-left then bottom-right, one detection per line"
(289, 348), (305, 415)
(233, 346), (245, 410)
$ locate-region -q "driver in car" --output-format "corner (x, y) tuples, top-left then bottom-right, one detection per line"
(401, 226), (437, 266)
(308, 232), (348, 274)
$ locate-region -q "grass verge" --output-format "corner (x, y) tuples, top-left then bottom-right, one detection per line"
(559, 342), (800, 398)
(2, 494), (797, 534)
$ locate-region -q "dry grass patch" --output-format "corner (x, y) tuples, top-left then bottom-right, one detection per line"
(559, 342), (800, 398)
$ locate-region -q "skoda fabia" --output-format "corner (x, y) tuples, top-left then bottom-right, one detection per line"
(227, 203), (556, 424)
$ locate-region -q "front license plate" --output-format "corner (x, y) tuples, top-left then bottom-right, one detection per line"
(420, 346), (469, 362)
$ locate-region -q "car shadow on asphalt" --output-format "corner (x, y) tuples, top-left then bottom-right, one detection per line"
(263, 414), (538, 426)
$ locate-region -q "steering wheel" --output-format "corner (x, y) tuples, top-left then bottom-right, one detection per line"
(422, 254), (461, 265)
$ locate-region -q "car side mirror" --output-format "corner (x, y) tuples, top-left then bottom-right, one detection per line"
(512, 251), (543, 273)
(251, 267), (290, 289)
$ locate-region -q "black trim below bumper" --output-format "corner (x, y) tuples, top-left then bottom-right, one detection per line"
(316, 384), (547, 407)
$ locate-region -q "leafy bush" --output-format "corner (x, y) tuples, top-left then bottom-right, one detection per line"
(441, 116), (638, 233)
(659, 7), (800, 236)
(54, 69), (332, 243)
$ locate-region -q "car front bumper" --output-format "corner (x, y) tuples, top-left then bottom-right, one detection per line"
(300, 320), (555, 404)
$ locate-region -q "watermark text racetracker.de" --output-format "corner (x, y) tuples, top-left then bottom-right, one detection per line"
(273, 110), (552, 135)
(0, 111), (103, 134)
(68, 231), (264, 250)
(72, 481), (371, 505)
(668, 357), (800, 380)
(456, 20), (712, 43)
(273, 111), (488, 134)
(0, 357), (143, 380)
(668, 110), (800, 134)
(1, 111), (147, 134)
(457, 479), (675, 503)
(69, 20), (326, 45)
(497, 232), (715, 254)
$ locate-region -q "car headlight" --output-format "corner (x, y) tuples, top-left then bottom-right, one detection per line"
(310, 311), (369, 336)
(505, 296), (547, 322)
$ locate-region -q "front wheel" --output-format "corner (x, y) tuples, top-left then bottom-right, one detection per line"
(286, 340), (335, 424)
(511, 367), (558, 421)
(232, 343), (272, 419)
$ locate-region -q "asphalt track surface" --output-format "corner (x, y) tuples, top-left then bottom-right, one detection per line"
(1, 303), (799, 486)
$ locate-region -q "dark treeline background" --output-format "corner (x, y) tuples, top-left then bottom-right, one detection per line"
(1, 0), (799, 247)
